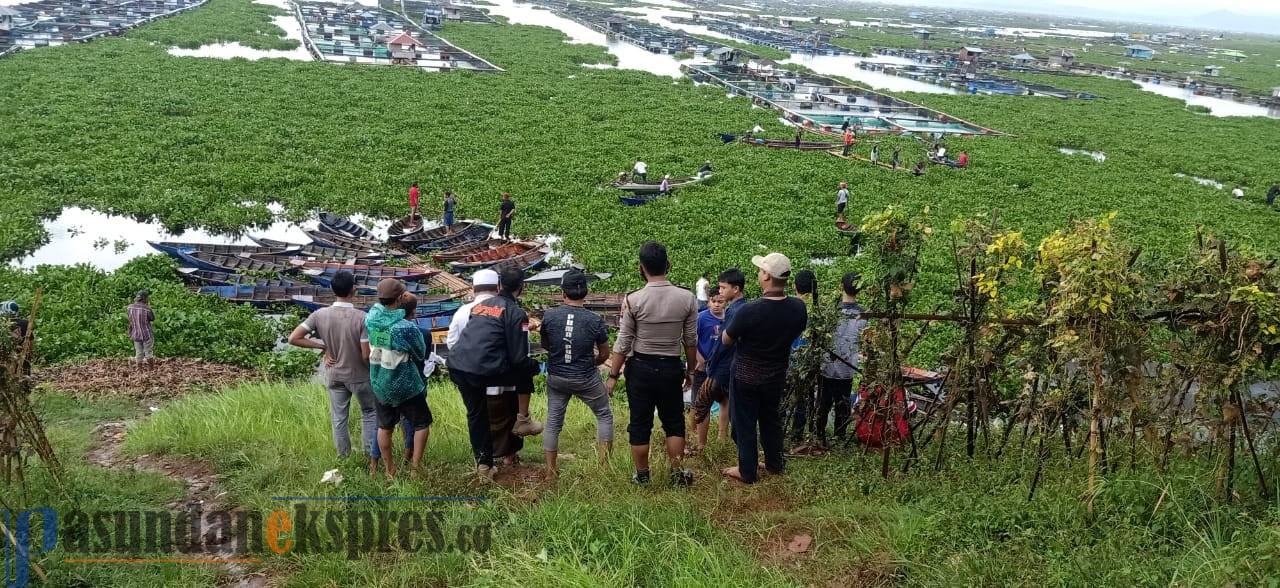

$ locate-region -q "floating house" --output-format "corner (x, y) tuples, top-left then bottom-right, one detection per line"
(710, 46), (735, 64)
(960, 46), (984, 61)
(1049, 48), (1075, 66)
(913, 29), (931, 41)
(1011, 52), (1036, 66)
(1272, 87), (1280, 98)
(0, 6), (18, 32)
(1203, 65), (1221, 77)
(1217, 49), (1246, 62)
(1125, 45), (1154, 59)
(778, 17), (791, 29)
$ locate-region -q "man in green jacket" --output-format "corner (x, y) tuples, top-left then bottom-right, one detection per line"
(366, 279), (433, 480)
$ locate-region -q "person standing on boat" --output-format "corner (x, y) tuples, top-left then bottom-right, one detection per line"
(698, 160), (713, 177)
(443, 191), (457, 234)
(633, 160), (648, 182)
(842, 128), (854, 156)
(870, 143), (879, 166)
(660, 175), (671, 196)
(794, 127), (804, 148)
(836, 182), (849, 222)
(498, 192), (515, 240)
(603, 241), (699, 487)
(127, 290), (155, 370)
(840, 117), (851, 132)
(892, 145), (902, 170)
(409, 182), (420, 226)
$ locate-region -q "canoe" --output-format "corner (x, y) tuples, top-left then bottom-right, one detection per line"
(742, 138), (844, 150)
(835, 220), (859, 235)
(246, 253), (388, 267)
(388, 214), (428, 241)
(827, 150), (913, 173)
(196, 284), (334, 308)
(480, 248), (550, 274)
(430, 239), (507, 262)
(290, 293), (460, 314)
(610, 173), (711, 195)
(301, 265), (437, 283)
(523, 269), (613, 288)
(303, 271), (433, 293)
(398, 221), (478, 248)
(178, 268), (299, 288)
(249, 237), (385, 258)
(318, 212), (375, 240)
(149, 241), (295, 260)
(445, 242), (542, 271)
(303, 229), (396, 254)
(180, 251), (293, 273)
(414, 224), (493, 252)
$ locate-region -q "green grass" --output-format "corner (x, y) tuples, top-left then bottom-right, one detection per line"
(15, 379), (1280, 586)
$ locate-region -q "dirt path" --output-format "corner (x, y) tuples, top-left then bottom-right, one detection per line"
(87, 420), (270, 588)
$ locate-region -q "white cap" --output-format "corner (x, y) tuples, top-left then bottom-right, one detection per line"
(751, 252), (792, 280)
(472, 269), (499, 286)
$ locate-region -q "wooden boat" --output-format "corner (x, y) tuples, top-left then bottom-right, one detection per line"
(180, 251), (293, 273)
(290, 293), (460, 313)
(196, 284), (333, 308)
(148, 241), (295, 260)
(414, 224), (493, 251)
(430, 239), (506, 262)
(827, 150), (913, 173)
(523, 269), (612, 288)
(248, 237), (384, 259)
(619, 193), (661, 206)
(835, 220), (859, 235)
(742, 138), (843, 150)
(398, 221), (478, 248)
(303, 229), (395, 254)
(246, 253), (388, 267)
(178, 269), (299, 288)
(445, 242), (542, 271)
(610, 173), (711, 195)
(301, 265), (437, 283)
(480, 248), (550, 274)
(318, 211), (375, 240)
(388, 214), (428, 240)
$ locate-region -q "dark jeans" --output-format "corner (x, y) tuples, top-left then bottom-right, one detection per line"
(730, 378), (785, 483)
(497, 217), (512, 238)
(624, 354), (685, 445)
(789, 382), (818, 443)
(816, 377), (854, 442)
(450, 369), (495, 467)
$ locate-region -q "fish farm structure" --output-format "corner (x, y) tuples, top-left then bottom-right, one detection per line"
(0, 0), (207, 57)
(685, 62), (1004, 136)
(295, 2), (500, 72)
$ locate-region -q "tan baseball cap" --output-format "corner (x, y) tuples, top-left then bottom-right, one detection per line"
(752, 252), (792, 280)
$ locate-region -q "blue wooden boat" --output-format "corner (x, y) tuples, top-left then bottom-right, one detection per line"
(414, 224), (493, 251)
(290, 293), (460, 314)
(318, 211), (375, 240)
(248, 237), (387, 259)
(148, 240), (295, 261)
(303, 229), (396, 253)
(301, 264), (437, 284)
(179, 268), (299, 288)
(523, 269), (612, 288)
(196, 284), (333, 307)
(619, 193), (661, 206)
(180, 251), (294, 273)
(398, 221), (480, 248)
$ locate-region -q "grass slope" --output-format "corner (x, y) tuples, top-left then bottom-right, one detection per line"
(16, 379), (1280, 586)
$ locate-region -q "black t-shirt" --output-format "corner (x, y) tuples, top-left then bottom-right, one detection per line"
(500, 200), (515, 218)
(540, 305), (608, 380)
(725, 297), (808, 386)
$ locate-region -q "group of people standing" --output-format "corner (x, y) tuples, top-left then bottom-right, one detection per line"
(407, 184), (516, 240)
(288, 239), (868, 487)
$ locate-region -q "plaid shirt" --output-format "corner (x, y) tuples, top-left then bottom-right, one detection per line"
(127, 303), (154, 341)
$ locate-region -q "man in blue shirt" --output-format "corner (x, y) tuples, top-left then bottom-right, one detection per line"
(696, 269), (747, 450)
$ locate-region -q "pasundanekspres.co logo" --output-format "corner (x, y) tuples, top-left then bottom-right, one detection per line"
(4, 500), (492, 588)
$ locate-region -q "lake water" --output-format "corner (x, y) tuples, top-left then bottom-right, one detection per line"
(460, 0), (708, 77)
(1058, 147), (1106, 162)
(780, 54), (960, 95)
(1174, 173), (1225, 190)
(613, 6), (737, 41)
(166, 15), (312, 61)
(13, 206), (394, 271)
(1132, 80), (1276, 118)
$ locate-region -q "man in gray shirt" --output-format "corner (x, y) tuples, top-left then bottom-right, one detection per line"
(287, 271), (375, 461)
(604, 241), (698, 487)
(816, 272), (867, 445)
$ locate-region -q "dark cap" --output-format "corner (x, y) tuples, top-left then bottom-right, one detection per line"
(376, 278), (406, 302)
(841, 271), (862, 295)
(561, 269), (590, 300)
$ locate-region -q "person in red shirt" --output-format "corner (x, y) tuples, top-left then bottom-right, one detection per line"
(842, 129), (854, 156)
(409, 182), (420, 225)
(957, 151), (969, 168)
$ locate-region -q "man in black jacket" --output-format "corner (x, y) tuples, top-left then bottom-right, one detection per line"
(448, 268), (543, 480)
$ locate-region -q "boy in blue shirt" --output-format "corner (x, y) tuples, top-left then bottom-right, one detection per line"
(690, 280), (734, 453)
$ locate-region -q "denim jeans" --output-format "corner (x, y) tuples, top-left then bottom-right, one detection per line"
(730, 378), (786, 483)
